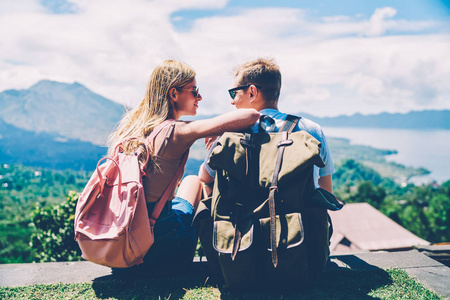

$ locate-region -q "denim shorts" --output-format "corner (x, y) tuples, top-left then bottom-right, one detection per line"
(143, 196), (197, 266)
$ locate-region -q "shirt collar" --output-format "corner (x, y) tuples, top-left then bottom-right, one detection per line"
(259, 108), (279, 115)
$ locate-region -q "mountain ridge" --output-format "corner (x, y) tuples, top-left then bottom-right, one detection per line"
(298, 110), (450, 129)
(0, 118), (106, 170)
(186, 109), (450, 129)
(0, 80), (125, 145)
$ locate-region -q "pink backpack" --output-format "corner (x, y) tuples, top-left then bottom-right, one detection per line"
(74, 120), (187, 268)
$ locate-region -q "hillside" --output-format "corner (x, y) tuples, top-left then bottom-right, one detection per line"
(0, 118), (107, 170)
(0, 80), (125, 145)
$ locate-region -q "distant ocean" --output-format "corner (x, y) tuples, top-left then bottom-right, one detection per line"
(322, 127), (450, 184)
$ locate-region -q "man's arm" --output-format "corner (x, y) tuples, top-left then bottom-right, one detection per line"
(198, 137), (220, 197)
(318, 174), (333, 194)
(199, 163), (215, 196)
(199, 163), (214, 184)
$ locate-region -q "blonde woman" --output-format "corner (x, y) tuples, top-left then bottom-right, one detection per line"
(108, 60), (259, 271)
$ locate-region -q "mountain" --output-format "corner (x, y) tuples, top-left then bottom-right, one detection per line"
(1, 79), (448, 171)
(0, 118), (106, 170)
(298, 110), (450, 129)
(0, 80), (125, 145)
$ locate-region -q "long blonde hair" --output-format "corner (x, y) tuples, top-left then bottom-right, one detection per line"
(107, 60), (196, 169)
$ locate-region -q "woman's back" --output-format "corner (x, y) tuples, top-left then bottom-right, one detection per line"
(143, 121), (193, 203)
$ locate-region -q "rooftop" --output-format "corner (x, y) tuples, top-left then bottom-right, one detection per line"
(329, 202), (430, 252)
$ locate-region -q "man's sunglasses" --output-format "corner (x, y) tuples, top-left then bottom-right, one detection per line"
(228, 85), (261, 99)
(177, 87), (200, 98)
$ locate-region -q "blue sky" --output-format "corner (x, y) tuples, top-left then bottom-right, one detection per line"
(173, 0), (450, 23)
(1, 0), (449, 116)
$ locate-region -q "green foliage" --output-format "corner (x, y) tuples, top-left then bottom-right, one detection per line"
(335, 159), (450, 243)
(1, 150), (449, 264)
(0, 163), (89, 263)
(384, 183), (450, 242)
(334, 159), (384, 190)
(346, 181), (386, 207)
(422, 188), (450, 242)
(31, 191), (82, 262)
(0, 222), (36, 264)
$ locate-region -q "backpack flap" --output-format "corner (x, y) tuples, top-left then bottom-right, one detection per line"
(213, 219), (254, 254)
(75, 157), (119, 226)
(259, 213), (304, 251)
(76, 153), (139, 240)
(113, 152), (141, 185)
(208, 131), (324, 188)
(208, 132), (249, 183)
(257, 131), (325, 187)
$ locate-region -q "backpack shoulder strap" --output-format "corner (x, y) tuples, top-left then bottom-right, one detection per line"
(149, 150), (189, 225)
(152, 120), (177, 156)
(280, 114), (300, 133)
(258, 115), (276, 133)
(147, 120), (176, 145)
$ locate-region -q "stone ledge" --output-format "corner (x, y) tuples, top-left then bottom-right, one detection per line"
(1, 250), (449, 299)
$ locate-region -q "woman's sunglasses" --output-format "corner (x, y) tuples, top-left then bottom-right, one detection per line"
(228, 85), (261, 99)
(177, 87), (200, 98)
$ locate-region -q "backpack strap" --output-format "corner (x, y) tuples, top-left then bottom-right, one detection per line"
(239, 133), (254, 177)
(280, 114), (300, 133)
(147, 120), (176, 155)
(258, 115), (276, 133)
(114, 120), (176, 173)
(267, 119), (296, 267)
(149, 150), (189, 226)
(153, 121), (178, 157)
(145, 119), (187, 224)
(233, 114), (300, 262)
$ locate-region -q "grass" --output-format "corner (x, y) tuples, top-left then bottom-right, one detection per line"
(0, 268), (443, 300)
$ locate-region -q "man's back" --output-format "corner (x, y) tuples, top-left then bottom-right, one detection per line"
(195, 115), (332, 289)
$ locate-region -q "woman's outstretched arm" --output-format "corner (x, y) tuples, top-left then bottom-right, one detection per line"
(177, 108), (260, 143)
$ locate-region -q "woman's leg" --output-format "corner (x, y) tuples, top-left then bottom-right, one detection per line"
(176, 175), (202, 211)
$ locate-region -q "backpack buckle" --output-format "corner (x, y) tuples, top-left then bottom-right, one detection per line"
(277, 139), (293, 147)
(240, 138), (255, 148)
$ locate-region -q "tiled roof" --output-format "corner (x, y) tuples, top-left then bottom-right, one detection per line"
(329, 202), (430, 252)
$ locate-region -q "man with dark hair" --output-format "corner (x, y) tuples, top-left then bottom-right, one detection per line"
(199, 57), (334, 193)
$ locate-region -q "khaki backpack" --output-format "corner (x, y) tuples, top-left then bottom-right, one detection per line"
(194, 115), (343, 290)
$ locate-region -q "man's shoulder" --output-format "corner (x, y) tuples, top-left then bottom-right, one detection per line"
(259, 109), (325, 137)
(297, 115), (322, 131)
(274, 111), (323, 133)
(290, 114), (325, 141)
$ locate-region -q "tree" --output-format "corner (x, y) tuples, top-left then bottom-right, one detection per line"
(346, 181), (386, 208)
(425, 194), (450, 242)
(30, 191), (82, 262)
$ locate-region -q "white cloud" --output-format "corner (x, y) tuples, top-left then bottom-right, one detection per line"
(0, 1), (449, 117)
(0, 0), (43, 15)
(365, 7), (397, 36)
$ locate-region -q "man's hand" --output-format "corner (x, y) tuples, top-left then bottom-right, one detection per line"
(204, 136), (219, 150)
